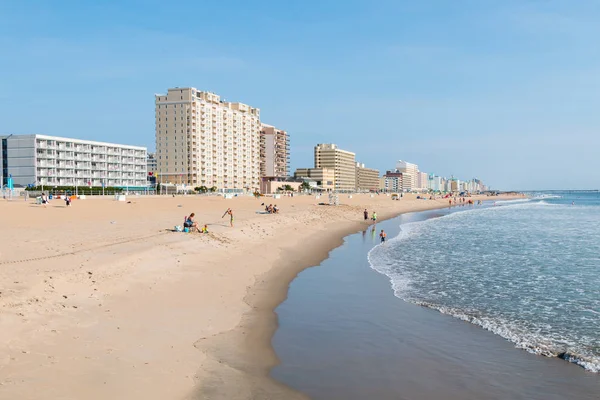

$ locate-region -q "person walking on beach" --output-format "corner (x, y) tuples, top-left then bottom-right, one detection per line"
(364, 209), (368, 221)
(65, 194), (71, 207)
(371, 211), (377, 224)
(222, 208), (234, 227)
(380, 230), (387, 243)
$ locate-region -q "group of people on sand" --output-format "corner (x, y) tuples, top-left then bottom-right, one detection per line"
(265, 204), (279, 214)
(184, 213), (208, 233)
(448, 197), (481, 207)
(183, 208), (234, 233)
(38, 192), (71, 207)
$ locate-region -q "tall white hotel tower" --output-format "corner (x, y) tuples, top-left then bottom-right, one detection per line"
(155, 87), (261, 192)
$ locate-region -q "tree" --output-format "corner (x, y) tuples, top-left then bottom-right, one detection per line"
(299, 182), (311, 192)
(194, 185), (208, 193)
(282, 184), (295, 192)
(209, 186), (217, 193)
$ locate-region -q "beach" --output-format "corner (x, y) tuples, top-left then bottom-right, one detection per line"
(0, 192), (516, 399)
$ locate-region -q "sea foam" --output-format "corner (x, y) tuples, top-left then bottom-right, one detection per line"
(367, 194), (600, 373)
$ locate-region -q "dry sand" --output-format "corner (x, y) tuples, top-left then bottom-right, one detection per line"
(0, 192), (520, 399)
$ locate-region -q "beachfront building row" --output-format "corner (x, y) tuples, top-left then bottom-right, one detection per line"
(380, 164), (489, 193)
(155, 87), (291, 193)
(424, 175), (488, 193)
(294, 144), (379, 192)
(0, 134), (147, 188)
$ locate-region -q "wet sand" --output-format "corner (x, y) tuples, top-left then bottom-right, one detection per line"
(272, 207), (600, 400)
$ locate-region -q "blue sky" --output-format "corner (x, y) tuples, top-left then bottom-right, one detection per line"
(1, 0), (599, 190)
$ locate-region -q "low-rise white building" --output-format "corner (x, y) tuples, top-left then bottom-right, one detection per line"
(0, 134), (147, 188)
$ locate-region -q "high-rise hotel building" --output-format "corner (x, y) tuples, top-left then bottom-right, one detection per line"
(395, 160), (419, 191)
(260, 124), (289, 177)
(314, 144), (356, 191)
(155, 88), (261, 192)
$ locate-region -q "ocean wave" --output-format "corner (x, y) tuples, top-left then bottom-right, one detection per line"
(369, 243), (600, 373)
(494, 198), (532, 205)
(411, 300), (600, 373)
(367, 203), (600, 373)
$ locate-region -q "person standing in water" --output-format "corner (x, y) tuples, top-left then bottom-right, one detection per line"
(379, 230), (387, 243)
(222, 208), (234, 227)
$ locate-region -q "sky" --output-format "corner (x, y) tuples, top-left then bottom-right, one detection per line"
(1, 0), (599, 190)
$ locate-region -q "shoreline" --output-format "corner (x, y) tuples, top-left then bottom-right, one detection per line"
(270, 205), (600, 400)
(190, 194), (523, 399)
(0, 193), (521, 399)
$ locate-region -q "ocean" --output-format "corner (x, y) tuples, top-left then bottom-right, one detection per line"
(271, 194), (600, 400)
(368, 192), (600, 372)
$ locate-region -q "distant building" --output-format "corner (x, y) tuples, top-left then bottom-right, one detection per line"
(147, 153), (157, 172)
(260, 176), (302, 194)
(294, 167), (335, 191)
(417, 171), (428, 191)
(315, 144), (356, 191)
(0, 134), (147, 188)
(451, 179), (460, 192)
(355, 162), (380, 192)
(147, 153), (157, 186)
(395, 160), (418, 191)
(428, 174), (443, 192)
(382, 170), (404, 192)
(260, 124), (290, 178)
(444, 179), (453, 192)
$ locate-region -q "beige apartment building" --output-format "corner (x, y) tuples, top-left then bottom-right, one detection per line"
(314, 144), (356, 192)
(155, 87), (261, 192)
(294, 167), (335, 190)
(356, 162), (380, 192)
(260, 124), (289, 177)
